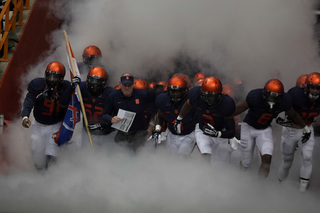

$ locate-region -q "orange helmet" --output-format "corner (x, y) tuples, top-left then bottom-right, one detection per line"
(45, 61), (65, 90)
(222, 84), (235, 98)
(263, 79), (284, 108)
(305, 72), (320, 87)
(200, 77), (223, 108)
(134, 79), (149, 90)
(167, 76), (188, 107)
(296, 74), (307, 88)
(158, 81), (167, 90)
(86, 66), (108, 97)
(193, 72), (207, 86)
(148, 82), (156, 90)
(305, 72), (320, 100)
(82, 45), (102, 65)
(172, 73), (191, 88)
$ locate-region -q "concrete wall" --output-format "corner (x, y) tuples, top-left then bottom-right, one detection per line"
(0, 0), (64, 121)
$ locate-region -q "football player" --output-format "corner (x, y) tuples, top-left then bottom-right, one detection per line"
(79, 66), (115, 148)
(154, 76), (196, 156)
(174, 76), (236, 163)
(21, 61), (74, 170)
(278, 73), (320, 191)
(234, 79), (309, 178)
(78, 45), (104, 78)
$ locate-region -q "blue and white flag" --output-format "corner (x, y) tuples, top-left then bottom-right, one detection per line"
(54, 34), (81, 146)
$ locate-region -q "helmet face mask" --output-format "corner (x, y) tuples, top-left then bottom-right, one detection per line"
(87, 77), (106, 97)
(168, 87), (187, 107)
(200, 92), (221, 108)
(83, 55), (101, 65)
(45, 72), (64, 90)
(263, 91), (282, 108)
(306, 84), (320, 100)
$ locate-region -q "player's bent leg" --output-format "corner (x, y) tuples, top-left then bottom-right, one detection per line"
(30, 127), (46, 170)
(239, 160), (248, 171)
(278, 152), (294, 182)
(300, 149), (313, 187)
(258, 154), (272, 178)
(45, 155), (57, 169)
(201, 153), (212, 164)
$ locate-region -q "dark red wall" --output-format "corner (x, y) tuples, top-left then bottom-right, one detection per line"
(0, 0), (64, 121)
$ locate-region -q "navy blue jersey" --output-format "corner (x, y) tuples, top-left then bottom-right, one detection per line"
(80, 82), (115, 134)
(188, 86), (236, 138)
(156, 92), (196, 135)
(288, 86), (320, 125)
(244, 88), (292, 129)
(103, 88), (156, 132)
(21, 78), (72, 125)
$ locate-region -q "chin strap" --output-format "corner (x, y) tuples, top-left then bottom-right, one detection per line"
(268, 102), (275, 109)
(308, 93), (319, 100)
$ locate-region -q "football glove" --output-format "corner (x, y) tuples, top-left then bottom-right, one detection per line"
(71, 76), (81, 89)
(301, 126), (311, 143)
(229, 137), (240, 150)
(173, 116), (183, 134)
(152, 131), (162, 145)
(202, 123), (221, 138)
(88, 123), (103, 131)
(276, 117), (293, 127)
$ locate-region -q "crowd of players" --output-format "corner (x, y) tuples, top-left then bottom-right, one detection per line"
(21, 45), (320, 193)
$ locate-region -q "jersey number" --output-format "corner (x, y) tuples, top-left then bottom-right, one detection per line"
(257, 113), (273, 125)
(203, 114), (215, 126)
(301, 112), (319, 124)
(42, 100), (60, 116)
(84, 103), (103, 122)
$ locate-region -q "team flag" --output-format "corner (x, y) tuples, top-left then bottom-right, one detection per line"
(54, 35), (81, 146)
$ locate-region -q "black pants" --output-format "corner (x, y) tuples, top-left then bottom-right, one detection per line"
(114, 130), (148, 151)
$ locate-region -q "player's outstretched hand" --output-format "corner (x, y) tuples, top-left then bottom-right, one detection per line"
(71, 76), (81, 89)
(202, 123), (221, 137)
(22, 117), (31, 128)
(301, 125), (311, 143)
(276, 117), (293, 127)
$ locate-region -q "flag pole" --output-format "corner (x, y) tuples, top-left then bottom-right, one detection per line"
(63, 30), (94, 151)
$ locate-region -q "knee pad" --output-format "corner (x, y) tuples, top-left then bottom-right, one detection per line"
(301, 150), (312, 164)
(282, 152), (294, 162)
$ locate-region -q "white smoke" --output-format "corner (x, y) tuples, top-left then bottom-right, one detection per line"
(48, 0), (320, 90)
(3, 0), (320, 212)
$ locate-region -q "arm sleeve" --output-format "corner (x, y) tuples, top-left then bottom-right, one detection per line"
(21, 81), (38, 118)
(220, 117), (236, 139)
(102, 94), (114, 125)
(59, 81), (73, 106)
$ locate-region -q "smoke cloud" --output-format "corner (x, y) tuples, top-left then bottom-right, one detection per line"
(2, 0), (320, 212)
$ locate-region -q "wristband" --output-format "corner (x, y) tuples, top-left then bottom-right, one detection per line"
(155, 124), (162, 132)
(217, 131), (222, 138)
(304, 125), (311, 133)
(22, 116), (29, 121)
